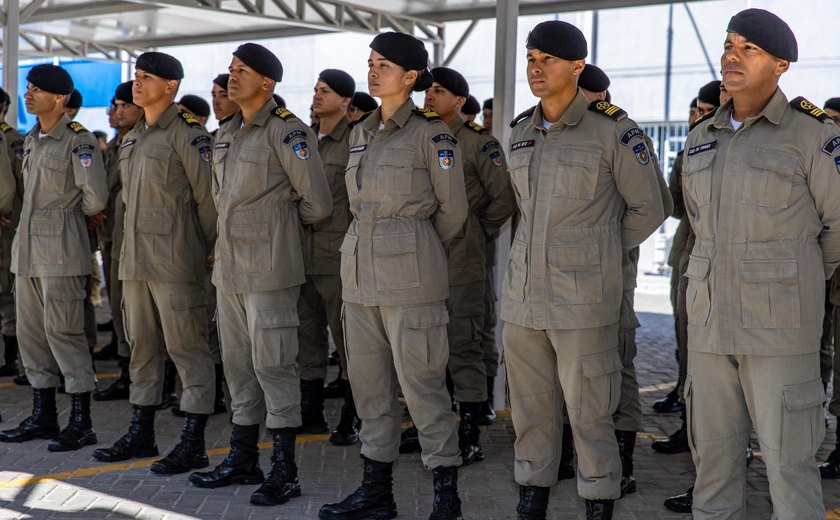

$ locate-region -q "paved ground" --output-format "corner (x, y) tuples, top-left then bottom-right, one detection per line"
(0, 274), (839, 519)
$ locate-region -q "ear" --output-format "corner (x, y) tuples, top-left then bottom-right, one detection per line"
(571, 59), (586, 77)
(263, 78), (276, 92)
(455, 96), (466, 111)
(164, 79), (178, 94)
(775, 59), (790, 76)
(405, 69), (418, 86)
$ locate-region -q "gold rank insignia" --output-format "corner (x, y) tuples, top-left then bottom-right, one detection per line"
(67, 121), (87, 133)
(790, 97), (831, 123)
(179, 112), (202, 127)
(588, 100), (627, 121)
(273, 107), (294, 120)
(466, 121), (488, 134)
(414, 108), (442, 121)
(0, 122), (11, 133)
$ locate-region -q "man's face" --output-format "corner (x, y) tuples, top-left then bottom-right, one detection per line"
(227, 56), (271, 103)
(211, 83), (238, 120)
(482, 107), (492, 130)
(696, 100), (716, 119)
(826, 107), (840, 129)
(312, 81), (346, 117)
(114, 99), (143, 128)
(132, 69), (174, 108)
(23, 83), (63, 116)
(720, 32), (788, 95)
(526, 49), (582, 100)
(424, 82), (463, 119)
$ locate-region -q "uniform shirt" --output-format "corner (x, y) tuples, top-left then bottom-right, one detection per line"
(11, 115), (106, 277)
(340, 98), (468, 307)
(118, 104), (217, 284)
(306, 115), (352, 276)
(212, 99), (332, 294)
(1, 123), (24, 231)
(501, 92), (665, 330)
(682, 90), (840, 356)
(445, 116), (516, 292)
(100, 136), (121, 246)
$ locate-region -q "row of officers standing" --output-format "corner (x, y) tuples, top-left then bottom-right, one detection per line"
(0, 7), (837, 520)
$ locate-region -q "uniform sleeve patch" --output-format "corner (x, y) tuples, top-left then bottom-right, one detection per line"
(198, 146), (212, 163)
(479, 140), (500, 154)
(822, 136), (840, 156)
(633, 142), (650, 165)
(511, 140), (535, 151)
(283, 129), (307, 144)
(120, 139), (136, 149)
(214, 142), (230, 150)
(349, 144), (367, 153)
(191, 135), (211, 147)
(687, 141), (717, 156)
(489, 150), (504, 167)
(619, 127), (644, 146)
(293, 142), (310, 160)
(430, 133), (458, 146)
(72, 143), (95, 153)
(78, 153), (93, 168)
(835, 156), (840, 175)
(438, 150), (455, 170)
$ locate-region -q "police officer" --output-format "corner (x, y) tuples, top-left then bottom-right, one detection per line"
(64, 89), (82, 120)
(481, 98), (493, 133)
(0, 64), (104, 451)
(178, 94), (211, 127)
(825, 98), (840, 126)
(210, 74), (238, 132)
(91, 52), (218, 477)
(503, 22), (664, 520)
(318, 32), (468, 520)
(347, 91), (377, 122)
(460, 95), (480, 122)
(188, 44), (332, 506)
(296, 68), (359, 445)
(681, 9), (840, 518)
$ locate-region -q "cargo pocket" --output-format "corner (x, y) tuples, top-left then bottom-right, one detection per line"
(237, 147), (270, 192)
(504, 240), (528, 302)
(373, 232), (420, 290)
(141, 144), (171, 184)
(554, 147), (602, 200)
(254, 308), (299, 369)
(30, 216), (64, 265)
(345, 153), (362, 195)
(169, 289), (207, 346)
(781, 379), (825, 466)
(230, 222), (271, 273)
(547, 243), (602, 304)
(339, 233), (358, 291)
(741, 150), (796, 208)
(682, 152), (713, 207)
(136, 211), (174, 265)
(739, 259), (800, 329)
(374, 149), (414, 195)
(400, 304), (449, 375)
(684, 255), (711, 326)
(578, 349), (623, 424)
(46, 283), (85, 335)
(508, 152), (531, 200)
(40, 155), (69, 193)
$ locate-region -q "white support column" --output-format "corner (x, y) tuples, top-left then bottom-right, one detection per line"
(492, 0), (517, 412)
(3, 0), (19, 126)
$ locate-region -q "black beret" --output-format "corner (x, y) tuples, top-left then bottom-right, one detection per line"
(462, 95), (480, 116)
(179, 95), (211, 118)
(825, 98), (840, 112)
(526, 21), (587, 61)
(66, 89), (83, 109)
(727, 8), (797, 62)
(136, 52), (184, 80)
(483, 98), (493, 110)
(27, 64), (74, 95)
(92, 130), (107, 140)
(233, 43), (283, 82)
(578, 64), (610, 92)
(318, 69), (355, 98)
(697, 81), (722, 106)
(351, 92), (378, 112)
(370, 32), (429, 71)
(429, 67), (469, 98)
(690, 97), (698, 109)
(114, 81), (134, 105)
(273, 94), (286, 107)
(213, 73), (229, 90)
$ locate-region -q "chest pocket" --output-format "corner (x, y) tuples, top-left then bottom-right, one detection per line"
(554, 147), (602, 201)
(346, 152), (363, 195)
(741, 149), (797, 208)
(682, 151), (714, 208)
(40, 154), (69, 193)
(212, 143), (229, 188)
(508, 150), (532, 200)
(374, 148), (414, 195)
(142, 144), (171, 184)
(236, 147), (271, 192)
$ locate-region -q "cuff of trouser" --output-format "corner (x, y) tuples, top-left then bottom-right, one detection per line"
(361, 445), (399, 465)
(421, 452), (463, 470)
(266, 414), (302, 431)
(180, 403), (215, 415)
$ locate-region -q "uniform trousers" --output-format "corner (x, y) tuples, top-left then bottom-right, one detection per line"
(447, 281), (487, 402)
(297, 274), (346, 381)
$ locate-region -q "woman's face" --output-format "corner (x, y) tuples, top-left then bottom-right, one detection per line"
(367, 50), (414, 99)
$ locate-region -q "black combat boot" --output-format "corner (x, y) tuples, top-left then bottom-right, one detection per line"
(557, 426), (575, 480)
(48, 392), (97, 451)
(652, 386), (684, 414)
(190, 423), (264, 488)
(820, 423), (840, 478)
(93, 357), (130, 401)
(330, 384), (360, 446)
(92, 405), (158, 462)
(159, 361), (179, 410)
(91, 333), (118, 361)
(651, 413), (690, 454)
(457, 402), (484, 465)
(477, 376), (496, 425)
(515, 485), (549, 520)
(399, 424), (421, 454)
(664, 486), (693, 513)
(150, 413), (209, 474)
(585, 499), (614, 520)
(324, 373), (347, 399)
(615, 430), (637, 497)
(0, 335), (19, 376)
(428, 466), (463, 520)
(318, 456), (397, 519)
(212, 364), (227, 414)
(13, 372), (30, 386)
(250, 428), (301, 506)
(299, 378), (329, 433)
(0, 388), (59, 442)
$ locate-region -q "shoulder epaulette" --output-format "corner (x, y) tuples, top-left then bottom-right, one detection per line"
(510, 106), (536, 128)
(465, 121), (488, 134)
(179, 111), (203, 128)
(272, 107), (296, 121)
(689, 107), (717, 131)
(413, 108), (441, 122)
(67, 121), (88, 133)
(218, 113), (234, 126)
(349, 111), (372, 129)
(789, 97), (831, 123)
(0, 122), (11, 133)
(588, 100), (627, 121)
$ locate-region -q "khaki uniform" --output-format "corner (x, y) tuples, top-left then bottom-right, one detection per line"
(100, 136), (129, 357)
(480, 236), (499, 375)
(0, 123), (24, 341)
(213, 99), (332, 429)
(119, 104), (217, 414)
(341, 99), (468, 468)
(668, 152), (690, 397)
(12, 115), (106, 393)
(501, 93), (665, 492)
(828, 271), (840, 415)
(297, 115), (352, 382)
(682, 91), (840, 519)
(444, 117), (515, 403)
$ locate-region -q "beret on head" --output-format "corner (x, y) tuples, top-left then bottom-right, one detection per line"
(690, 97), (698, 109)
(483, 98), (493, 110)
(370, 32), (429, 71)
(824, 98), (840, 112)
(697, 80), (722, 106)
(66, 89), (82, 109)
(136, 52), (184, 80)
(578, 64), (610, 92)
(462, 95), (480, 116)
(114, 81), (134, 105)
(526, 21), (588, 61)
(27, 64), (74, 95)
(318, 69), (355, 98)
(429, 67), (469, 98)
(213, 73), (229, 90)
(351, 92), (378, 112)
(272, 94), (286, 107)
(179, 94), (211, 118)
(233, 43), (283, 82)
(727, 8), (798, 62)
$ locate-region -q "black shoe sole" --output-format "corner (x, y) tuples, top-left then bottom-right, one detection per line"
(48, 432), (98, 452)
(250, 486), (301, 506)
(318, 506), (398, 520)
(329, 433), (359, 446)
(91, 446), (159, 462)
(189, 471), (265, 488)
(150, 457), (210, 475)
(0, 428), (59, 443)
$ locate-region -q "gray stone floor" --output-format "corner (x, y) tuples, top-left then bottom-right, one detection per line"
(0, 275), (839, 519)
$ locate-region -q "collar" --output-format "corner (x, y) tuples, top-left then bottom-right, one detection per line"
(713, 88), (787, 130)
(155, 104), (181, 129)
(447, 114), (464, 134)
(33, 112), (72, 140)
(363, 97), (416, 134)
(322, 115), (351, 141)
(529, 89), (589, 131)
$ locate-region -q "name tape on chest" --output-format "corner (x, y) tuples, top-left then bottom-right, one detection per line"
(687, 141), (717, 156)
(214, 142), (230, 150)
(511, 140), (535, 152)
(120, 139), (136, 149)
(349, 144), (367, 153)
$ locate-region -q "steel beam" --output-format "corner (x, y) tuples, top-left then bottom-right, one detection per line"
(3, 0), (19, 126)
